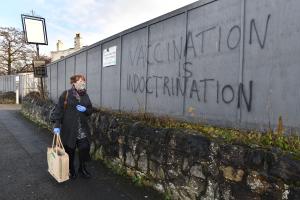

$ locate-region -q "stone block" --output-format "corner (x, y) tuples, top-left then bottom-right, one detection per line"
(190, 165), (205, 179)
(270, 156), (300, 183)
(125, 152), (135, 167)
(219, 166), (244, 182)
(246, 171), (270, 194)
(219, 144), (245, 167)
(137, 152), (148, 173)
(149, 161), (165, 180)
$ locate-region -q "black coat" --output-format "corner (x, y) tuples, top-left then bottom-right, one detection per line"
(53, 89), (93, 148)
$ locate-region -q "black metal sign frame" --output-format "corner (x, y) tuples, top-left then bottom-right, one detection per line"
(21, 14), (48, 45)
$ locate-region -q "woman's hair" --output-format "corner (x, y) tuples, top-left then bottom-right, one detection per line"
(70, 74), (86, 84)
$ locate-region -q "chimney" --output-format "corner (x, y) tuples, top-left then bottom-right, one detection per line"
(74, 33), (82, 49)
(56, 40), (64, 51)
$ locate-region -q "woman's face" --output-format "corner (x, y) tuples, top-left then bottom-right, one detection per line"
(74, 78), (86, 90)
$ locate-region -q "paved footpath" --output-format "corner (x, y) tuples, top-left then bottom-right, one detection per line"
(0, 104), (163, 200)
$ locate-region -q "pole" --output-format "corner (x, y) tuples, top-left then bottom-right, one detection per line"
(36, 44), (45, 99)
(15, 76), (19, 104)
(36, 44), (39, 57)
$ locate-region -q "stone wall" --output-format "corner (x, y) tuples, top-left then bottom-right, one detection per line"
(21, 96), (300, 200)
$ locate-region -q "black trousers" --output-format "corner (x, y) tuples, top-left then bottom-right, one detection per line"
(64, 138), (90, 172)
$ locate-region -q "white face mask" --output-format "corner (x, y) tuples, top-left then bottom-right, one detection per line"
(74, 80), (86, 91)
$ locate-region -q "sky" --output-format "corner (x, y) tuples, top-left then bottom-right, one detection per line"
(0, 0), (197, 56)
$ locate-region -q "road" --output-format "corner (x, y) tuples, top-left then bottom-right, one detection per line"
(0, 104), (163, 200)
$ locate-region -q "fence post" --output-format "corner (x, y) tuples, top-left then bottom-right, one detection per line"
(15, 76), (19, 104)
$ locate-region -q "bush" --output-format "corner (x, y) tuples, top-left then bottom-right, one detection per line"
(23, 91), (41, 100)
(0, 91), (16, 104)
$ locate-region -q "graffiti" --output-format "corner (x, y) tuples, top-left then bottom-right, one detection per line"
(129, 15), (271, 67)
(126, 15), (272, 112)
(249, 14), (271, 49)
(227, 25), (241, 50)
(129, 14), (271, 66)
(126, 72), (253, 112)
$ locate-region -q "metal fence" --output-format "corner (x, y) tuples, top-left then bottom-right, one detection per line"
(0, 73), (39, 97)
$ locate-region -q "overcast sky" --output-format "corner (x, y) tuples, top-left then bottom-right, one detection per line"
(0, 0), (197, 55)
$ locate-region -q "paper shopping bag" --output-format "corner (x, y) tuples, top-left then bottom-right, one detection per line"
(47, 134), (69, 183)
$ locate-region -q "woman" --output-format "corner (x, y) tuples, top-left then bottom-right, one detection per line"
(52, 74), (93, 179)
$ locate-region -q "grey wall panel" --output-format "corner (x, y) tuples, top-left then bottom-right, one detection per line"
(2, 77), (5, 92)
(3, 77), (5, 92)
(0, 76), (3, 92)
(9, 76), (11, 91)
(185, 0), (242, 125)
(57, 61), (66, 97)
(241, 0), (300, 130)
(8, 76), (11, 91)
(8, 76), (12, 91)
(1, 76), (5, 92)
(5, 76), (8, 92)
(7, 76), (10, 91)
(146, 14), (186, 116)
(65, 57), (75, 89)
(5, 76), (8, 91)
(121, 28), (148, 112)
(50, 64), (58, 101)
(13, 76), (15, 91)
(46, 67), (51, 97)
(4, 77), (6, 92)
(0, 77), (1, 92)
(8, 75), (13, 91)
(0, 77), (3, 92)
(2, 77), (3, 92)
(19, 75), (24, 97)
(12, 75), (15, 91)
(5, 76), (7, 91)
(87, 45), (101, 107)
(2, 77), (4, 92)
(10, 75), (15, 91)
(102, 39), (121, 110)
(75, 52), (87, 76)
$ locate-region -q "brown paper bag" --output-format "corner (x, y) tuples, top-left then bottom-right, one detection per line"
(47, 134), (69, 183)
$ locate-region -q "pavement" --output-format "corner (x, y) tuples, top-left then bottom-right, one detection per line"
(0, 104), (163, 200)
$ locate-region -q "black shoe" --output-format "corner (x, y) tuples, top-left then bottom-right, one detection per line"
(69, 170), (77, 180)
(79, 163), (91, 179)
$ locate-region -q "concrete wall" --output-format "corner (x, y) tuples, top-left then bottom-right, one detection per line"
(46, 0), (300, 132)
(86, 46), (101, 107)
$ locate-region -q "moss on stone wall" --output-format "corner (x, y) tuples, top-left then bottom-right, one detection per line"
(94, 108), (300, 159)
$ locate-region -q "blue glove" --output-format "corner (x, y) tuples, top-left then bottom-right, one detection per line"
(53, 128), (60, 135)
(76, 105), (86, 112)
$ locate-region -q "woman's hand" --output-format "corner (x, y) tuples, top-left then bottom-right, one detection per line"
(53, 128), (60, 135)
(76, 105), (87, 112)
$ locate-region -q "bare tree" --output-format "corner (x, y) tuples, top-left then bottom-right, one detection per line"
(0, 27), (35, 75)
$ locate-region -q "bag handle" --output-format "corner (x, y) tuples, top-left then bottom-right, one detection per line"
(57, 135), (65, 151)
(51, 134), (66, 154)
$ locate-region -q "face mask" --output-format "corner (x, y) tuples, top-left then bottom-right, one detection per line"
(74, 81), (86, 91)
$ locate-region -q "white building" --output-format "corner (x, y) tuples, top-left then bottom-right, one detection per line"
(50, 33), (83, 61)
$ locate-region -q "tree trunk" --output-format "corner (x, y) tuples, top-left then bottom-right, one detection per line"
(8, 41), (11, 75)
